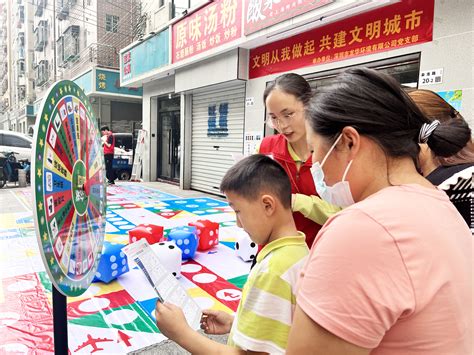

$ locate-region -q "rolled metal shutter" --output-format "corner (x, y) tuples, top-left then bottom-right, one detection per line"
(191, 82), (245, 195)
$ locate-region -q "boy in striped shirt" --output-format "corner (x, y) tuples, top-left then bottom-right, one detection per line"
(156, 154), (309, 354)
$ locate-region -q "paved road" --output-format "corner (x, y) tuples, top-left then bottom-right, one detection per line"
(0, 180), (225, 215)
(0, 185), (31, 214)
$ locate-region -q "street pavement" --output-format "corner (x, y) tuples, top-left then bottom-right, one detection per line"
(0, 181), (225, 214)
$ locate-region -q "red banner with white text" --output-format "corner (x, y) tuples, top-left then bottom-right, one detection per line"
(172, 0), (242, 63)
(249, 0), (434, 79)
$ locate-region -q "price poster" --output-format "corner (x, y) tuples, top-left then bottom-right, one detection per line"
(32, 80), (106, 297)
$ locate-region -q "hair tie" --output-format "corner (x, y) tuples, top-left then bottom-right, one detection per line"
(418, 120), (440, 144)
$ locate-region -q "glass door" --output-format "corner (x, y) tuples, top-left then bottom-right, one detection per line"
(157, 96), (181, 182)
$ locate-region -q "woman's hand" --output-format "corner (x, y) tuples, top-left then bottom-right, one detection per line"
(200, 309), (234, 335)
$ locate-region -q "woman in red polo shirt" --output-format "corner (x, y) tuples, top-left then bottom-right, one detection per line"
(258, 73), (340, 247)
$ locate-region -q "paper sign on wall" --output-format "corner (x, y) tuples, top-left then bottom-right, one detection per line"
(437, 90), (462, 111)
(244, 131), (263, 156)
(419, 68), (443, 86)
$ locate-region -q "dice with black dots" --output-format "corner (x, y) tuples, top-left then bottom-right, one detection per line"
(150, 241), (182, 278)
(235, 234), (258, 262)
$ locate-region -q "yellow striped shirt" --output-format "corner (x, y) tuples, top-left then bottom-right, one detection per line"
(228, 234), (309, 354)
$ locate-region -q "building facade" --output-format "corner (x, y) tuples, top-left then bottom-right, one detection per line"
(56, 0), (144, 136)
(0, 0), (36, 133)
(121, 0), (472, 194)
(2, 0), (144, 138)
(0, 1), (9, 119)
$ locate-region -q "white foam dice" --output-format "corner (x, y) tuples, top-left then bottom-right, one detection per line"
(150, 241), (182, 278)
(235, 233), (258, 262)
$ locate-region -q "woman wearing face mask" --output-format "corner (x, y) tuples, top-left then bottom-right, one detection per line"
(408, 89), (473, 228)
(286, 68), (472, 354)
(258, 73), (341, 248)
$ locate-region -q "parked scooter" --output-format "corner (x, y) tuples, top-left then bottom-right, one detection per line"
(0, 151), (31, 188)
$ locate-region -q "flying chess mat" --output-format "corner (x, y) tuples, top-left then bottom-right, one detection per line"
(1, 184), (250, 354)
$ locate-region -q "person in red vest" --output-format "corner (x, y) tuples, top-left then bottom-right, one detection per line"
(101, 126), (116, 185)
(258, 73), (340, 247)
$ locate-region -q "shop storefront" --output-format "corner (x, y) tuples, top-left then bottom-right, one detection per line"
(245, 0), (471, 145)
(171, 0), (246, 193)
(247, 0), (435, 136)
(120, 0), (472, 194)
(73, 68), (143, 135)
(189, 81), (246, 194)
(120, 28), (174, 183)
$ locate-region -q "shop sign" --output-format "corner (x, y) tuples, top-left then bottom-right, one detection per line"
(207, 102), (229, 137)
(123, 51), (132, 80)
(96, 70), (142, 96)
(249, 0), (434, 79)
(172, 0), (242, 63)
(244, 0), (333, 35)
(120, 29), (169, 85)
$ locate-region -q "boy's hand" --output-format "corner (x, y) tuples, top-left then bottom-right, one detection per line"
(155, 301), (191, 341)
(200, 309), (234, 335)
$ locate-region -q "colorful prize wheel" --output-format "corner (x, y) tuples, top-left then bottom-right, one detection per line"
(32, 80), (106, 297)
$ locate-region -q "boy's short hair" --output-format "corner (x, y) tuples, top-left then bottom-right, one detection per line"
(220, 154), (292, 209)
(100, 126), (109, 132)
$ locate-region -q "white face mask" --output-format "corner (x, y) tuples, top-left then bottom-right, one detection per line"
(310, 134), (355, 207)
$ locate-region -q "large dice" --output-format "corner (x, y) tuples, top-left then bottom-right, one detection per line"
(128, 224), (164, 245)
(188, 219), (220, 251)
(167, 226), (198, 260)
(235, 233), (258, 262)
(150, 241), (182, 278)
(93, 242), (129, 283)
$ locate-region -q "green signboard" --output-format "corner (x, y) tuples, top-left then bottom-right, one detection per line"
(96, 69), (143, 96)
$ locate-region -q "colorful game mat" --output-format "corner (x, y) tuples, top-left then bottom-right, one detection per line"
(0, 184), (250, 354)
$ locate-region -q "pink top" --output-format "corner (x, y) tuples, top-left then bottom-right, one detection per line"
(297, 184), (472, 354)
